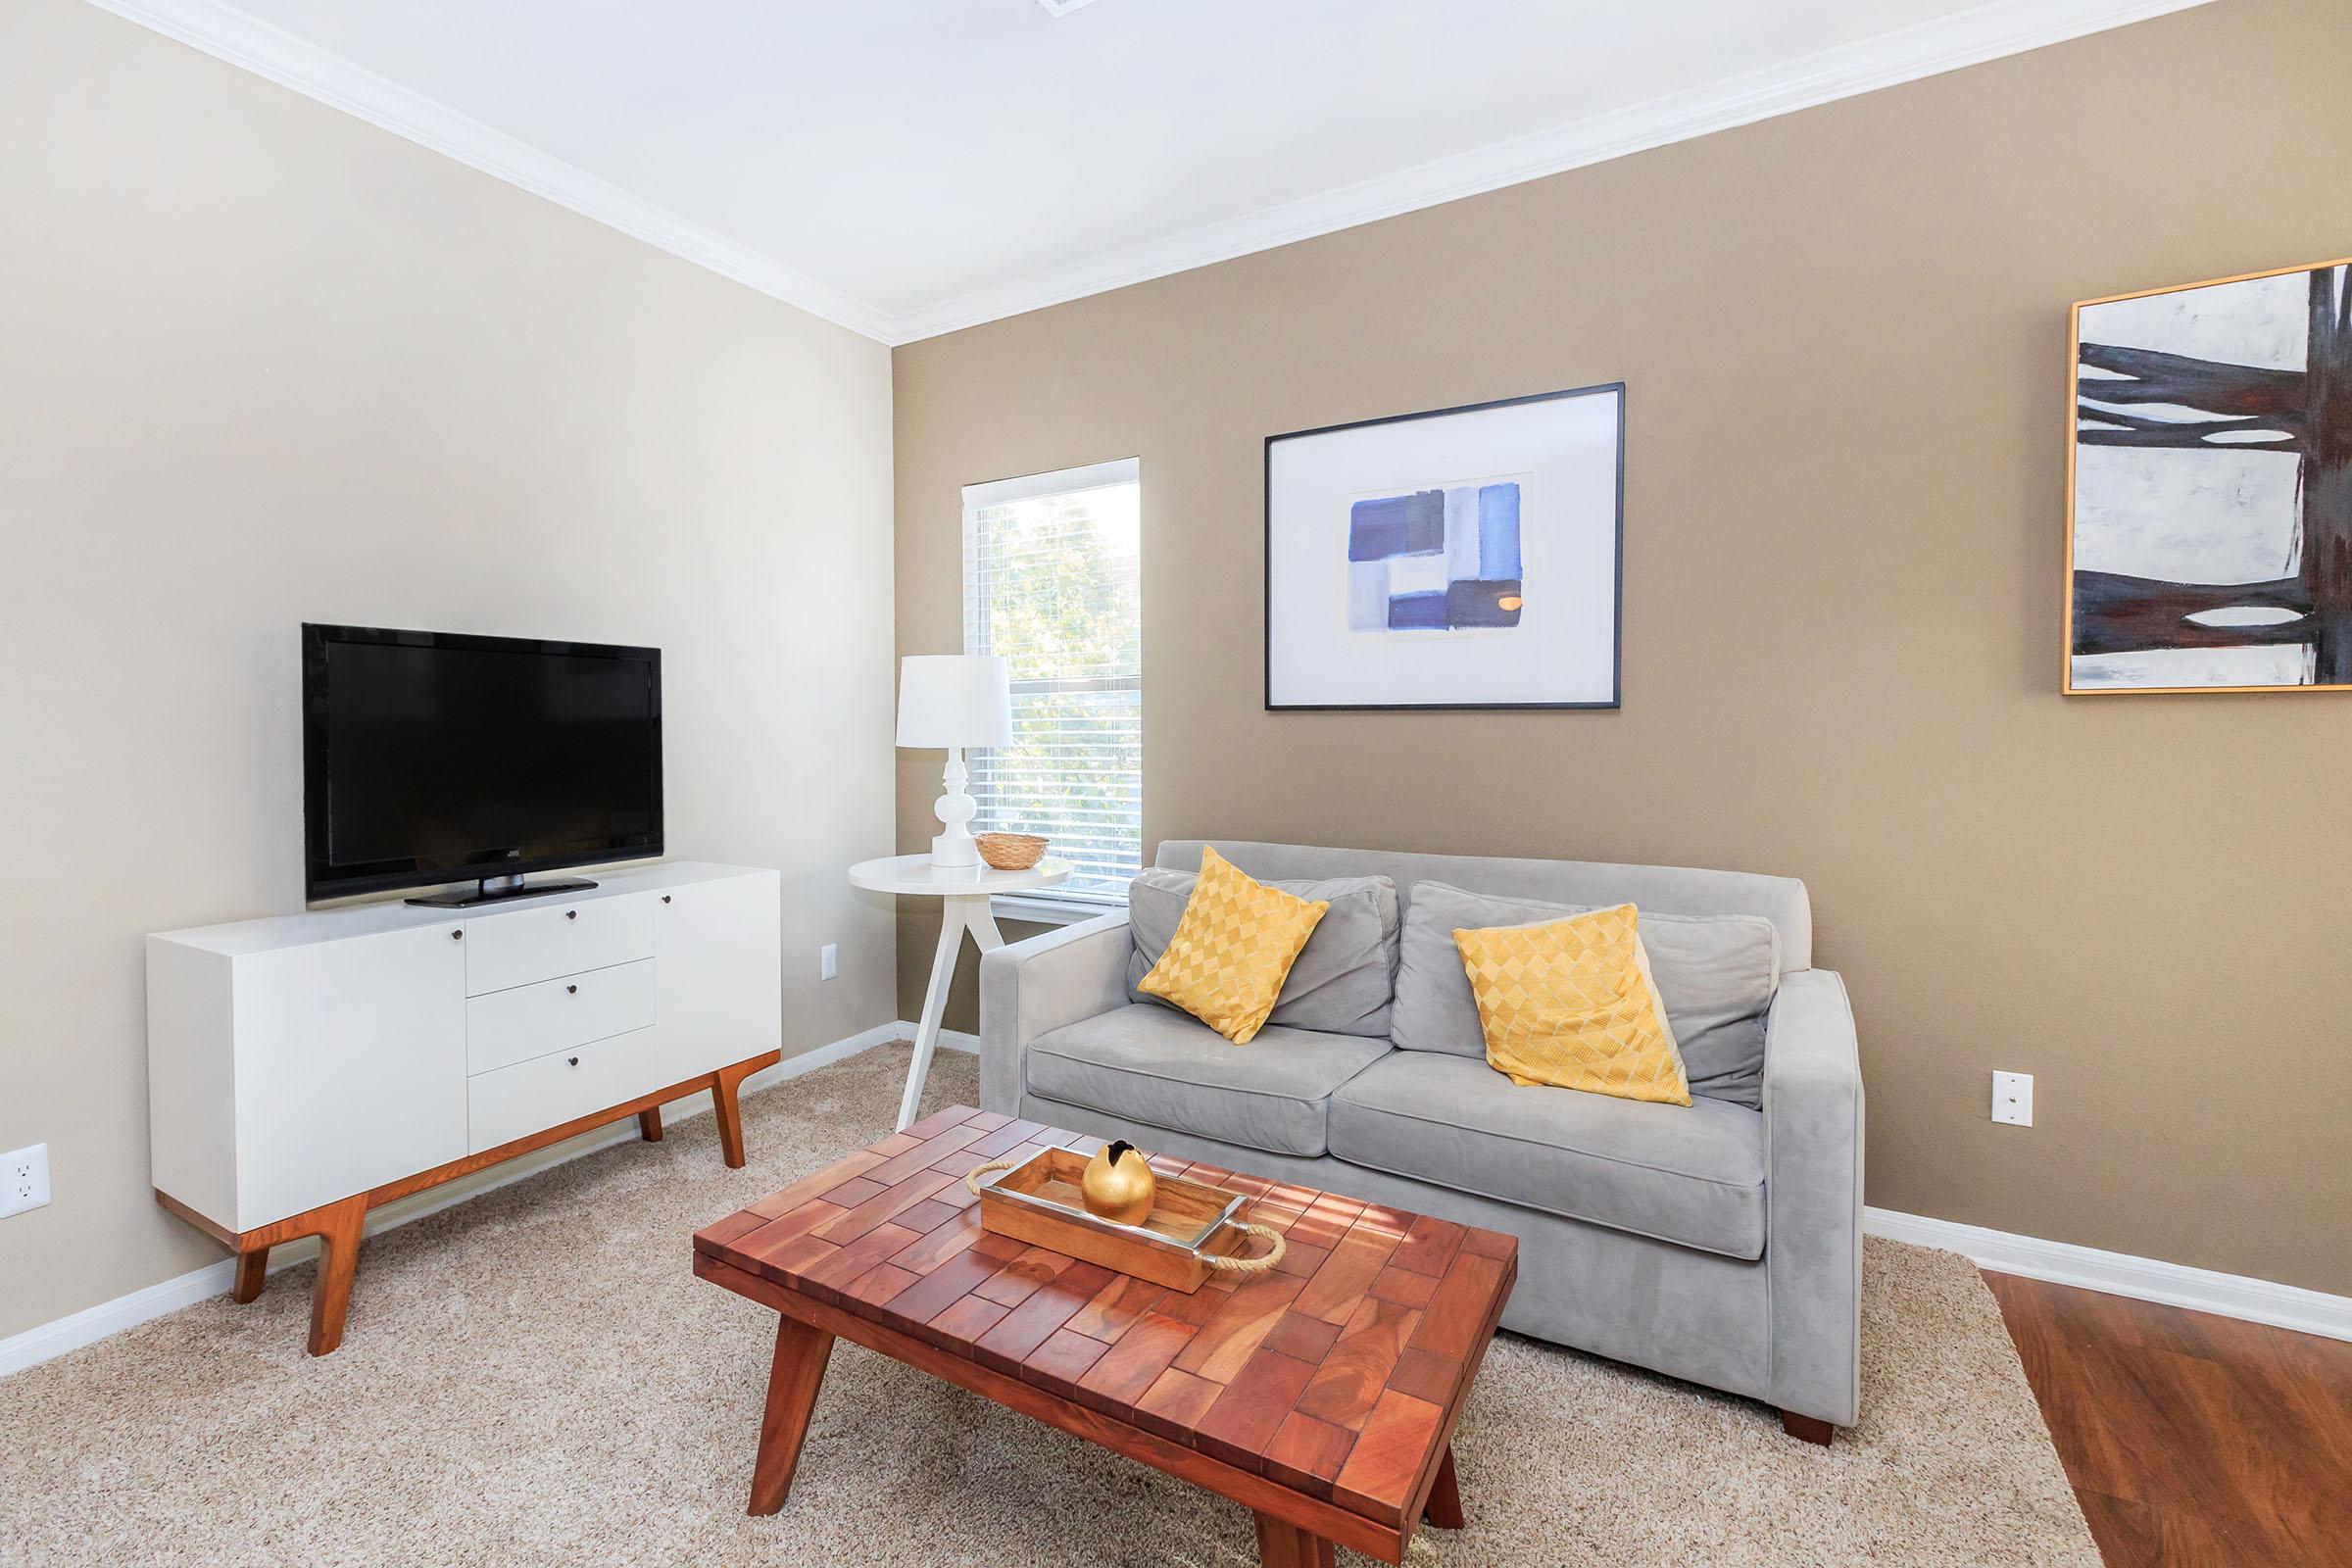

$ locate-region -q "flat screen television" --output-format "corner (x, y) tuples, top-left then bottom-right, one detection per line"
(302, 623), (662, 906)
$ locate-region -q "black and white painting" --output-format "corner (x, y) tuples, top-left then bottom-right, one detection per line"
(2068, 259), (2352, 693)
(1265, 385), (1623, 710)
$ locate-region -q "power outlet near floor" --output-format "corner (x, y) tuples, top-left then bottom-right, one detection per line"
(818, 943), (838, 981)
(2, 1144), (51, 1219)
(1991, 1071), (2034, 1127)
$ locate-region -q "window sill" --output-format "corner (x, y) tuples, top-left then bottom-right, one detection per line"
(992, 892), (1126, 928)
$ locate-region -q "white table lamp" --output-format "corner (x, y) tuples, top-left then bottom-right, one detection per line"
(897, 654), (1013, 867)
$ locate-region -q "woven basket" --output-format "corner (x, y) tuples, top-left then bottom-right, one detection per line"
(975, 832), (1049, 871)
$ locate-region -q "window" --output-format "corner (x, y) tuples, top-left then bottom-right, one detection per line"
(962, 458), (1142, 907)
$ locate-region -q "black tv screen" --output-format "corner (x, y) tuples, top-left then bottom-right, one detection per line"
(303, 624), (662, 901)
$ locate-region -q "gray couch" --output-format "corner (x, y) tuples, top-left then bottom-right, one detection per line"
(977, 840), (1865, 1436)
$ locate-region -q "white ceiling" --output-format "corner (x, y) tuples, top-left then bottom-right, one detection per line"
(100, 0), (2210, 343)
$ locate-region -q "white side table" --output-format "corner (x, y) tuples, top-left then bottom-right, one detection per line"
(849, 853), (1073, 1130)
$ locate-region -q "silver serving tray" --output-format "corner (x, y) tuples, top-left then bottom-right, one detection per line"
(976, 1143), (1249, 1253)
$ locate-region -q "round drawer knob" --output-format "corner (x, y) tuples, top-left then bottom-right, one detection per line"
(566, 984), (578, 995)
(450, 929), (463, 941)
(662, 895), (672, 905)
(567, 1056), (580, 1067)
(565, 909), (578, 921)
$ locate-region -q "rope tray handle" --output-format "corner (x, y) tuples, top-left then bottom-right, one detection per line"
(1199, 1222), (1286, 1275)
(964, 1157), (1021, 1196)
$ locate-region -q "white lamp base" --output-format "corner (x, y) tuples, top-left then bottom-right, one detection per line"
(930, 746), (980, 868)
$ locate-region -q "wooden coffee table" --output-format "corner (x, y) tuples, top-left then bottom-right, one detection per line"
(693, 1105), (1517, 1567)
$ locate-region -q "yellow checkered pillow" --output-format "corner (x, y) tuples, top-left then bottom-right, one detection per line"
(1453, 905), (1692, 1105)
(1137, 848), (1329, 1044)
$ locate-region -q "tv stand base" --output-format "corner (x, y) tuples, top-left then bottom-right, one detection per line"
(405, 874), (599, 907)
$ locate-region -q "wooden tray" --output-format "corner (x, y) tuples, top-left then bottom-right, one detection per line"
(973, 1145), (1251, 1292)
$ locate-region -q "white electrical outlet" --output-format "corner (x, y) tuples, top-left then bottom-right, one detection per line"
(2, 1144), (51, 1219)
(818, 943), (838, 982)
(1991, 1071), (2034, 1127)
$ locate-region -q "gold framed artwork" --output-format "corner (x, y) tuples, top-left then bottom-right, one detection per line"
(2063, 254), (2352, 695)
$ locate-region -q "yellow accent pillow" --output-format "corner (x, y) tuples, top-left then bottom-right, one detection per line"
(1453, 905), (1693, 1105)
(1137, 848), (1329, 1045)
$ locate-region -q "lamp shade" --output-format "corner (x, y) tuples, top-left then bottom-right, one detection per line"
(896, 654), (1012, 749)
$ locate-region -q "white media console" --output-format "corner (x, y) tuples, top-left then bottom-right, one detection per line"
(146, 860), (782, 1354)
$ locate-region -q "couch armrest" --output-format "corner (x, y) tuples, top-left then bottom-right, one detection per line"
(976, 913), (1134, 1114)
(1762, 967), (1864, 1428)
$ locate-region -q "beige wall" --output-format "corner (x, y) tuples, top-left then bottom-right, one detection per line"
(0, 0), (898, 1343)
(896, 0), (2352, 1296)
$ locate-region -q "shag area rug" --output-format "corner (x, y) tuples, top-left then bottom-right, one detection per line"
(1, 1043), (2096, 1566)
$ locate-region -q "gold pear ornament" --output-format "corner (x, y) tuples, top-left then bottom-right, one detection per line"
(1080, 1140), (1156, 1227)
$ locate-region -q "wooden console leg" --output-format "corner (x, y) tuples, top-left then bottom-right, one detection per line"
(748, 1313), (834, 1515)
(1251, 1513), (1334, 1568)
(712, 1063), (754, 1170)
(1423, 1444), (1465, 1528)
(306, 1196), (369, 1356)
(637, 1106), (664, 1142)
(231, 1247), (269, 1304)
(1781, 1409), (1836, 1446)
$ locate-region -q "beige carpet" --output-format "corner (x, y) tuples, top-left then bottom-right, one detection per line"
(1, 1044), (2097, 1567)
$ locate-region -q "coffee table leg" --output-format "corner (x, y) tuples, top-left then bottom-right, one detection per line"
(1251, 1512), (1335, 1567)
(1423, 1443), (1465, 1529)
(747, 1313), (835, 1515)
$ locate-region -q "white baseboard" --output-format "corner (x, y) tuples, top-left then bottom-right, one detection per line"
(0, 1256), (248, 1381)
(1865, 1206), (2352, 1343)
(22, 1042), (2333, 1379)
(0, 1019), (955, 1380)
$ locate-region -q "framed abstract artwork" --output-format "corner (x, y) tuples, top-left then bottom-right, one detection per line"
(1264, 384), (1624, 710)
(2066, 256), (2352, 694)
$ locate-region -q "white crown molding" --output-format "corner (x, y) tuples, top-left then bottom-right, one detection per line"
(0, 1020), (962, 1379)
(1865, 1206), (2352, 1343)
(83, 0), (2216, 346)
(883, 0), (2217, 342)
(80, 0), (899, 343)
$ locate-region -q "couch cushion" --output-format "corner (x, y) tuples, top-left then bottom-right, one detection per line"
(1135, 847), (1334, 1046)
(1026, 1004), (1393, 1158)
(1392, 880), (1780, 1109)
(1129, 868), (1398, 1037)
(1454, 906), (1692, 1105)
(1328, 1052), (1766, 1258)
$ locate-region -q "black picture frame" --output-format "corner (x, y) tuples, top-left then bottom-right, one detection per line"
(1262, 381), (1626, 711)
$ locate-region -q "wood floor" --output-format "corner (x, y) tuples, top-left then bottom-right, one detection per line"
(1987, 1272), (2352, 1567)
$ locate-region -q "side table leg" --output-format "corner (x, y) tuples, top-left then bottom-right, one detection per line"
(637, 1106), (664, 1142)
(1423, 1444), (1465, 1528)
(897, 903), (966, 1131)
(748, 1313), (835, 1515)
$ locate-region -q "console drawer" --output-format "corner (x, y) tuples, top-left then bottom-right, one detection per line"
(464, 894), (655, 997)
(465, 958), (656, 1076)
(466, 1026), (658, 1154)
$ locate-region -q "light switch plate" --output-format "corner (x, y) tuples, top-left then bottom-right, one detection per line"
(819, 943), (838, 981)
(2, 1144), (50, 1219)
(1991, 1071), (2034, 1127)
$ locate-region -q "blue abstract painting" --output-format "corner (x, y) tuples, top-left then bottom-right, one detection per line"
(1346, 481), (1524, 632)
